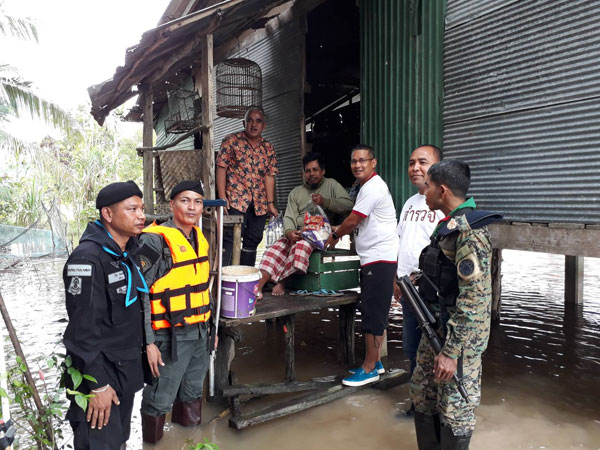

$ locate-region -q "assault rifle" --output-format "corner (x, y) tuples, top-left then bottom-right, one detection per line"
(397, 274), (470, 403)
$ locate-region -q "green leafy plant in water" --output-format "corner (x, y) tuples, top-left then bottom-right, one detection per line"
(0, 353), (95, 449)
(185, 438), (220, 450)
(61, 354), (96, 412)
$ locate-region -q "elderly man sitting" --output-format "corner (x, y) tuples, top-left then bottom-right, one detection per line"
(256, 153), (353, 299)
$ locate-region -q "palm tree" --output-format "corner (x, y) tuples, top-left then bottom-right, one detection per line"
(0, 2), (73, 152)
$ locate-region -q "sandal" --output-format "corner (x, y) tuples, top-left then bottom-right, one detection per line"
(290, 289), (310, 296)
(312, 288), (343, 297)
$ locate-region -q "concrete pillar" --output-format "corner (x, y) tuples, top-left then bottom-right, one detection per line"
(564, 255), (584, 305)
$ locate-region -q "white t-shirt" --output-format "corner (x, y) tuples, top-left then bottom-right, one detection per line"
(396, 193), (444, 277)
(352, 174), (399, 265)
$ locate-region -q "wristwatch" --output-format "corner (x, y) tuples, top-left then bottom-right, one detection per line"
(332, 231), (340, 240)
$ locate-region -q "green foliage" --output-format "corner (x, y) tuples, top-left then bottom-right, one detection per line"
(185, 438), (220, 450)
(1, 352), (95, 449)
(0, 108), (142, 242)
(0, 2), (74, 152)
(0, 2), (38, 42)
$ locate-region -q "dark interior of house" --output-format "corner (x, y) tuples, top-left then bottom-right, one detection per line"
(305, 0), (360, 188)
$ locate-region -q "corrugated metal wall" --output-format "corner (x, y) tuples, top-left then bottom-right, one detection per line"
(155, 77), (196, 151)
(444, 0), (600, 224)
(360, 0), (446, 208)
(213, 19), (305, 211)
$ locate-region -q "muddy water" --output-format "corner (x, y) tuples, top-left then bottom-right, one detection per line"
(0, 250), (599, 449)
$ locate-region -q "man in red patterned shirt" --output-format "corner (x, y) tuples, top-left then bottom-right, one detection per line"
(217, 106), (279, 266)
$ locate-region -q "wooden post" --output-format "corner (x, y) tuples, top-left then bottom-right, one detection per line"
(197, 34), (215, 199)
(338, 303), (356, 367)
(565, 255), (584, 305)
(142, 84), (154, 215)
(209, 327), (241, 404)
(283, 314), (296, 382)
(491, 248), (502, 321)
(232, 224), (242, 265)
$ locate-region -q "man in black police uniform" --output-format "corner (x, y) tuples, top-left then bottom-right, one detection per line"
(63, 181), (147, 450)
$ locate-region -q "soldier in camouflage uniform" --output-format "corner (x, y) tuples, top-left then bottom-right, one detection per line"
(409, 160), (501, 449)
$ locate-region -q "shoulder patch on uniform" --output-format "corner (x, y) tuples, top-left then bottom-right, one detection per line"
(67, 264), (92, 277)
(457, 253), (481, 282)
(67, 277), (83, 295)
(138, 240), (162, 273)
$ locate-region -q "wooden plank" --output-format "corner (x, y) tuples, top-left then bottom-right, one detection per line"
(198, 34), (215, 199)
(229, 369), (406, 429)
(489, 223), (600, 257)
(222, 380), (338, 397)
(565, 255), (584, 305)
(142, 84), (154, 215)
(219, 292), (359, 327)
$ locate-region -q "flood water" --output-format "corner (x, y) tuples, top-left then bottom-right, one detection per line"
(0, 249), (599, 449)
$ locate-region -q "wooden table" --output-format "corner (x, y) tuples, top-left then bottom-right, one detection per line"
(211, 290), (409, 429)
(212, 291), (359, 402)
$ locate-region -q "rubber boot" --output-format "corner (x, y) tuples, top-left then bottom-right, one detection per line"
(440, 424), (472, 450)
(240, 248), (257, 267)
(141, 413), (165, 444)
(414, 411), (441, 450)
(171, 399), (202, 426)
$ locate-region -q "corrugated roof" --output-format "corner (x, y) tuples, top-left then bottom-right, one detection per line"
(88, 0), (290, 125)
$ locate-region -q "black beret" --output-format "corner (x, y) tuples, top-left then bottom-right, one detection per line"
(96, 181), (143, 209)
(170, 180), (204, 199)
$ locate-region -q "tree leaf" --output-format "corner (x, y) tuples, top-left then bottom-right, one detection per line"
(70, 371), (82, 390)
(74, 394), (87, 412)
(82, 374), (97, 383)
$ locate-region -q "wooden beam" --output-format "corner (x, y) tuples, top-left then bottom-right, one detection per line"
(222, 379), (338, 397)
(565, 255), (584, 305)
(142, 84), (154, 215)
(228, 369), (406, 429)
(491, 248), (502, 321)
(197, 34), (215, 199)
(489, 223), (600, 258)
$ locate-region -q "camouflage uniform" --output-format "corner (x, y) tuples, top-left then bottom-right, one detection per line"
(410, 198), (494, 436)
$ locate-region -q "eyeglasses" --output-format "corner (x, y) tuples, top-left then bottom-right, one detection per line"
(350, 158), (374, 165)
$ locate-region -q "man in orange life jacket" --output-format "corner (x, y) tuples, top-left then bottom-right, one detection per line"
(137, 180), (211, 443)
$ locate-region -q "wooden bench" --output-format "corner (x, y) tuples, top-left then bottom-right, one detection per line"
(211, 290), (407, 429)
(213, 291), (359, 399)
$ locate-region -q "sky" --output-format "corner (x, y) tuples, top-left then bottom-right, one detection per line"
(2, 0), (168, 139)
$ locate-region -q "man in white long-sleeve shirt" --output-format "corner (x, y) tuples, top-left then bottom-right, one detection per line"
(393, 145), (444, 414)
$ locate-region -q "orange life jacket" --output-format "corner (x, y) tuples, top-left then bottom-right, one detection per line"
(143, 224), (211, 330)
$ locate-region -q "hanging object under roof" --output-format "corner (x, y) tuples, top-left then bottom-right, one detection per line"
(165, 87), (202, 134)
(216, 58), (263, 118)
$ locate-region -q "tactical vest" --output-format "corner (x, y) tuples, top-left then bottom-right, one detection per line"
(418, 210), (502, 309)
(143, 224), (211, 329)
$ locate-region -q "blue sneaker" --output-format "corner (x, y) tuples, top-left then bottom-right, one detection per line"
(342, 368), (380, 387)
(348, 361), (385, 375)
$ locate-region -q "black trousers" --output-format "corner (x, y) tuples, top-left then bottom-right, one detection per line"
(69, 394), (134, 450)
(223, 203), (268, 267)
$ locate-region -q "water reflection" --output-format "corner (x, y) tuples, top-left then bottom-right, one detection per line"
(0, 250), (599, 449)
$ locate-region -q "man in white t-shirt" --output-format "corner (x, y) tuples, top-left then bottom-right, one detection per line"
(325, 144), (399, 387)
(393, 145), (443, 414)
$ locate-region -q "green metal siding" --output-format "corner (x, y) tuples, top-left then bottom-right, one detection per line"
(360, 0), (445, 209)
